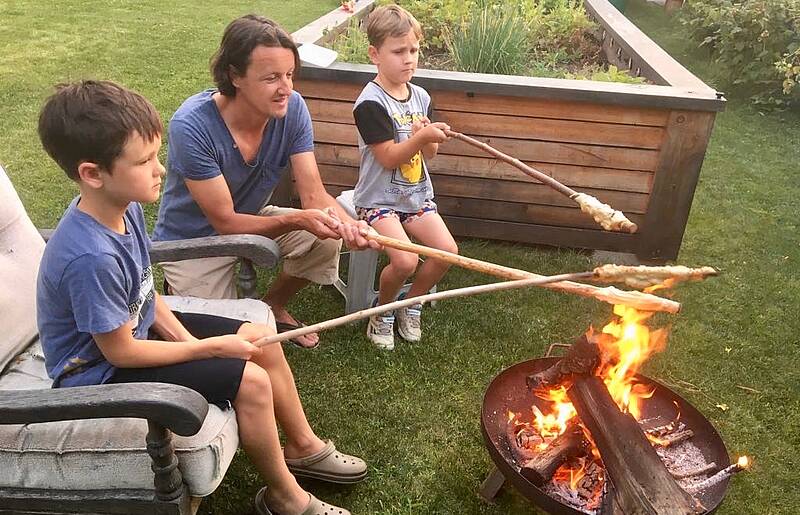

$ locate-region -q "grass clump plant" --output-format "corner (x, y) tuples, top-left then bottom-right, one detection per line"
(444, 2), (531, 75)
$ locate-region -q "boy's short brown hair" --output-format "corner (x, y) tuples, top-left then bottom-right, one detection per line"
(38, 80), (162, 181)
(210, 14), (300, 97)
(366, 4), (423, 48)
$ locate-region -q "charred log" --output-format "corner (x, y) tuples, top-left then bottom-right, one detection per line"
(568, 376), (703, 515)
(519, 421), (590, 486)
(526, 334), (601, 391)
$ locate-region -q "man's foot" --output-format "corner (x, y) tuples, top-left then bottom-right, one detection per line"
(367, 313), (395, 350)
(271, 308), (319, 349)
(396, 302), (422, 342)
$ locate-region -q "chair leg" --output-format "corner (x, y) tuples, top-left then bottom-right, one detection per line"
(146, 421), (186, 502)
(345, 249), (380, 314)
(238, 259), (258, 299)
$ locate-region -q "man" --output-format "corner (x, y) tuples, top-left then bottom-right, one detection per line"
(154, 15), (373, 348)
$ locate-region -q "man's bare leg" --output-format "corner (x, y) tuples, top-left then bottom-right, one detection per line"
(262, 271), (319, 348)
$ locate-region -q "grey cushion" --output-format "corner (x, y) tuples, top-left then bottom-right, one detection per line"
(0, 166), (44, 374)
(0, 296), (273, 496)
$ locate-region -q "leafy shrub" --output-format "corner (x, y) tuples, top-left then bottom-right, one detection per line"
(444, 3), (531, 75)
(330, 17), (371, 65)
(680, 0), (800, 107)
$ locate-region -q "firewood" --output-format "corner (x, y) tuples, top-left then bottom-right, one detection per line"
(519, 421), (590, 486)
(526, 334), (601, 391)
(568, 376), (704, 515)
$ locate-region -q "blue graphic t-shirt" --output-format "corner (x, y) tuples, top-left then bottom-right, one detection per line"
(37, 199), (155, 387)
(152, 89), (315, 241)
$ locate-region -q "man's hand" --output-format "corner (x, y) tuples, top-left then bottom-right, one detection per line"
(203, 334), (262, 360)
(326, 209), (381, 251)
(292, 208), (341, 239)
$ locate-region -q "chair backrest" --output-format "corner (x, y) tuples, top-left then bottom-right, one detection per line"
(0, 165), (45, 372)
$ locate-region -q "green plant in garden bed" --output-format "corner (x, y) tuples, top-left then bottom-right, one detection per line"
(680, 0), (800, 108)
(332, 0), (644, 82)
(444, 2), (531, 75)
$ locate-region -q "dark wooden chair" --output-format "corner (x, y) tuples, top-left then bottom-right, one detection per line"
(0, 166), (280, 514)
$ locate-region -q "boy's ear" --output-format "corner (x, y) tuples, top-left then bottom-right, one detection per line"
(76, 161), (105, 190)
(367, 45), (380, 65)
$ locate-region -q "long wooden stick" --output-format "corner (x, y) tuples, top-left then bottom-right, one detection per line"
(445, 129), (638, 233)
(253, 272), (594, 347)
(366, 231), (680, 313)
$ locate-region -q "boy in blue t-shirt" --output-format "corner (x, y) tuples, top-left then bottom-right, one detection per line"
(36, 80), (363, 515)
(353, 5), (459, 350)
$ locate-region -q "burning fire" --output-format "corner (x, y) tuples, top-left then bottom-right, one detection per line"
(528, 304), (668, 439)
(511, 305), (672, 503)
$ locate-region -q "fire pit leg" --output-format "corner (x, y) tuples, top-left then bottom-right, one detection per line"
(478, 466), (506, 503)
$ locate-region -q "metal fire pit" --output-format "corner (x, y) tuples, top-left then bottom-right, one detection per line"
(481, 357), (731, 514)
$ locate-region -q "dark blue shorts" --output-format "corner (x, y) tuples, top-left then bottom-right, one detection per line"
(109, 312), (247, 409)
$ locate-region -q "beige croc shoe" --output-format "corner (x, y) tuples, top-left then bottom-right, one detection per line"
(254, 488), (350, 515)
(285, 440), (367, 484)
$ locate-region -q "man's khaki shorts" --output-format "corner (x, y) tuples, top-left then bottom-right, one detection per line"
(160, 205), (342, 299)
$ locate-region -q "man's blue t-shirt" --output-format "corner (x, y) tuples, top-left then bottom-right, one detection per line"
(152, 89), (315, 241)
(37, 199), (155, 388)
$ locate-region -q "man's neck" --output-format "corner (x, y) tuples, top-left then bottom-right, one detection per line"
(374, 75), (409, 100)
(76, 189), (128, 235)
(213, 92), (269, 135)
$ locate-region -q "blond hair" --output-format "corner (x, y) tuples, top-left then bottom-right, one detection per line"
(366, 4), (423, 48)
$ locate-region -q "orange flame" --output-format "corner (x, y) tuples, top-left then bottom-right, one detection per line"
(597, 305), (668, 419)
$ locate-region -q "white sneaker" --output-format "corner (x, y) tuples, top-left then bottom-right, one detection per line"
(396, 302), (422, 342)
(367, 313), (395, 350)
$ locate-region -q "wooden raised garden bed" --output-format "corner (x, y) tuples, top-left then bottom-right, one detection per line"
(287, 0), (725, 261)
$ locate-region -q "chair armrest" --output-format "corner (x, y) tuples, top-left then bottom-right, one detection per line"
(0, 382), (209, 436)
(149, 235), (280, 269)
(38, 229), (281, 269)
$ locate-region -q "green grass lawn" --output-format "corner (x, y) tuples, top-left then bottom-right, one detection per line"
(2, 0), (799, 513)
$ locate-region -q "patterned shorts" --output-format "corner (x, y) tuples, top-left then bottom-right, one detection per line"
(356, 199), (438, 226)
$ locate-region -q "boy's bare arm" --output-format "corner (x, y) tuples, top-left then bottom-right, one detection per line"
(93, 317), (261, 369)
(150, 292), (195, 342)
(371, 122), (450, 170)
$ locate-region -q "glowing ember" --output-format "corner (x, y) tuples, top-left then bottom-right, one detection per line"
(737, 456), (750, 469)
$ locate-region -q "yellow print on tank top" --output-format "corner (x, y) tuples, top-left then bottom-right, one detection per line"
(400, 151), (424, 184)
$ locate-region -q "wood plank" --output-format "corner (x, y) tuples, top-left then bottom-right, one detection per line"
(443, 215), (637, 252)
(434, 195), (646, 230)
(289, 185), (639, 252)
(314, 143), (654, 193)
(312, 121), (661, 171)
(297, 63), (725, 112)
(637, 110), (716, 260)
(306, 98), (665, 149)
(316, 164), (650, 213)
(296, 79), (670, 127)
(584, 0), (711, 91)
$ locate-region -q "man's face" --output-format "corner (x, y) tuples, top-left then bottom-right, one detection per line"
(370, 31), (420, 85)
(103, 132), (165, 204)
(232, 45), (295, 119)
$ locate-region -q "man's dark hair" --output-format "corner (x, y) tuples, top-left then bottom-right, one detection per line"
(38, 80), (162, 181)
(210, 14), (300, 97)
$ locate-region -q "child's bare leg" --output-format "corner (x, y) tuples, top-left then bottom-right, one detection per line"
(371, 216), (419, 305)
(236, 323), (325, 459)
(233, 361), (308, 514)
(403, 213), (458, 298)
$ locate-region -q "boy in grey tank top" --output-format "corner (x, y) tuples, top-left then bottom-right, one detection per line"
(352, 5), (458, 350)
